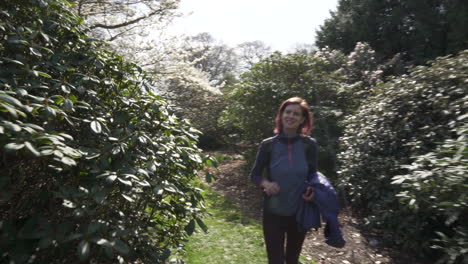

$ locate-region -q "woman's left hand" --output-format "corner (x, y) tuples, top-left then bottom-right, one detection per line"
(302, 186), (314, 201)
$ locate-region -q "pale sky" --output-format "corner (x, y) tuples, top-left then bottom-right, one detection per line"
(169, 0), (339, 53)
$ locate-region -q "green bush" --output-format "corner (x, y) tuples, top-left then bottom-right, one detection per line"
(392, 122), (467, 263)
(337, 50), (468, 261)
(0, 0), (212, 263)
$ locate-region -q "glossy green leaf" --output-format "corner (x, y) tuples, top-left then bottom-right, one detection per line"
(111, 146), (121, 155)
(106, 175), (117, 184)
(0, 93), (22, 107)
(40, 31), (50, 42)
(23, 123), (44, 131)
(3, 121), (21, 132)
(4, 142), (25, 151)
(44, 106), (56, 117)
(24, 141), (40, 157)
(61, 84), (70, 93)
(121, 193), (134, 202)
(1, 57), (24, 65)
(153, 186), (163, 195)
(37, 71), (51, 78)
(62, 199), (76, 208)
(96, 238), (113, 247)
(185, 219), (195, 235)
(30, 47), (42, 57)
(204, 172), (216, 183)
(117, 178), (132, 187)
(77, 240), (91, 261)
(0, 102), (18, 118)
(90, 121), (101, 134)
(61, 157), (76, 166)
(15, 88), (28, 96)
(195, 218), (208, 233)
(63, 99), (73, 111)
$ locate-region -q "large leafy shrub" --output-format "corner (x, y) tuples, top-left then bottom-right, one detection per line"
(0, 0), (211, 263)
(338, 50), (468, 261)
(393, 122), (467, 263)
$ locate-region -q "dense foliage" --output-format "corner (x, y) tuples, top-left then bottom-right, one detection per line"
(316, 0), (468, 65)
(337, 50), (468, 262)
(393, 121), (467, 263)
(0, 0), (213, 263)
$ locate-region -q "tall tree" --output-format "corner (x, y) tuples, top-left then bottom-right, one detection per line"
(316, 0), (468, 65)
(235, 40), (272, 72)
(181, 32), (239, 86)
(119, 33), (228, 149)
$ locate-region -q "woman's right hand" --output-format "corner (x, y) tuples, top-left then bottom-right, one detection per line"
(261, 180), (280, 196)
(302, 186), (314, 201)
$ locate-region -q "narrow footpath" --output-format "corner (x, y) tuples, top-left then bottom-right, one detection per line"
(205, 153), (425, 264)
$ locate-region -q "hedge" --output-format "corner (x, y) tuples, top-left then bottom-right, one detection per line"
(0, 0), (213, 263)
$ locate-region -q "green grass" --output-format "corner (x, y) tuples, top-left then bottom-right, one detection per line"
(172, 183), (317, 264)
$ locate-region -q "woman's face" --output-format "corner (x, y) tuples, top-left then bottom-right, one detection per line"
(281, 104), (305, 132)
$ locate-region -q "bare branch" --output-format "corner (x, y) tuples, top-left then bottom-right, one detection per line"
(89, 7), (163, 30)
(107, 24), (140, 41)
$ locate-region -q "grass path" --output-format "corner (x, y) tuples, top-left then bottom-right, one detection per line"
(176, 183), (316, 264)
(183, 185), (267, 263)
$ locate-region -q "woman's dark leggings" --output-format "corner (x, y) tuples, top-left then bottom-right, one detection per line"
(263, 210), (307, 264)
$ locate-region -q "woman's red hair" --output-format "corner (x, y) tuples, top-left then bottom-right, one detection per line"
(273, 97), (313, 135)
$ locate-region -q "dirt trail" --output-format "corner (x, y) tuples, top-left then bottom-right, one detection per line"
(205, 156), (424, 264)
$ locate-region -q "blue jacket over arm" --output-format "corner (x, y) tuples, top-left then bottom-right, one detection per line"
(296, 172), (345, 248)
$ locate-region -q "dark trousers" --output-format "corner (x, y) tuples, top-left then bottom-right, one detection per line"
(263, 210), (307, 264)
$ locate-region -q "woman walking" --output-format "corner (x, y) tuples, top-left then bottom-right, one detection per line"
(250, 97), (316, 264)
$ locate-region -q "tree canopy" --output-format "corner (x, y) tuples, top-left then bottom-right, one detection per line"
(316, 0), (468, 65)
(72, 0), (180, 41)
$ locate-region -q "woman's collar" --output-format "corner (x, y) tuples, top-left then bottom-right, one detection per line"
(278, 132), (301, 140)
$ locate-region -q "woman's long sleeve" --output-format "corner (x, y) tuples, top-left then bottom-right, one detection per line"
(308, 137), (318, 176)
(249, 142), (267, 186)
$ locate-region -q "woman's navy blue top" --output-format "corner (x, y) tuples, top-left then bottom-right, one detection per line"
(250, 133), (317, 216)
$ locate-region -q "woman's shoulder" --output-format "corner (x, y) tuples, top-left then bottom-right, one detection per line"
(300, 135), (317, 144)
(260, 135), (278, 144)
